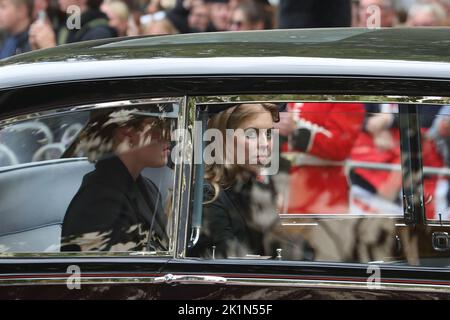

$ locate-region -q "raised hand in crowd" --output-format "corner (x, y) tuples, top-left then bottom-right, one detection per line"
(29, 18), (56, 50)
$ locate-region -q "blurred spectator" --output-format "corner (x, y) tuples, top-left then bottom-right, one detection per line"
(122, 0), (145, 35)
(32, 0), (47, 19)
(229, 0), (272, 31)
(356, 0), (397, 27)
(147, 0), (163, 13)
(101, 0), (130, 36)
(350, 105), (403, 215)
(440, 0), (450, 19)
(165, 0), (193, 33)
(349, 104), (447, 219)
(0, 29), (5, 48)
(205, 0), (229, 31)
(188, 0), (208, 32)
(229, 0), (262, 30)
(407, 2), (448, 26)
(396, 8), (408, 25)
(278, 0), (351, 28)
(443, 0), (450, 25)
(142, 15), (179, 34)
(351, 0), (360, 26)
(126, 9), (139, 35)
(0, 0), (32, 58)
(29, 0), (117, 49)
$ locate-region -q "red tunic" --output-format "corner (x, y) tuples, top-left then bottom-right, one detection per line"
(351, 127), (444, 219)
(283, 102), (365, 214)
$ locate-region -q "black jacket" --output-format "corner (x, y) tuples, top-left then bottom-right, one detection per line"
(61, 156), (169, 252)
(190, 173), (315, 260)
(190, 174), (280, 259)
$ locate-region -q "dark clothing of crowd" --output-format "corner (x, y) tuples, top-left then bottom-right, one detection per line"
(278, 0), (352, 28)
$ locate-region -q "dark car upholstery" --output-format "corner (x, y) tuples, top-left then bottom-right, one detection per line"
(0, 159), (174, 252)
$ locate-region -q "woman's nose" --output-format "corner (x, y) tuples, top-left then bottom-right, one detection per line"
(258, 133), (269, 150)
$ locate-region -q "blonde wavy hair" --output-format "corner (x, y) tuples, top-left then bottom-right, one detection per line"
(204, 103), (279, 201)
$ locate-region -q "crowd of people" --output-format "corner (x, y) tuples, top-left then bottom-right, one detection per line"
(1, 0), (450, 58)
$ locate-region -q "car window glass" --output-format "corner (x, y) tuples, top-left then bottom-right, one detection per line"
(0, 113), (89, 167)
(0, 103), (178, 254)
(187, 101), (410, 265)
(419, 104), (450, 222)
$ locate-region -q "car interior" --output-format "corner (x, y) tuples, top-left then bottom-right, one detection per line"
(0, 159), (174, 253)
(0, 103), (177, 253)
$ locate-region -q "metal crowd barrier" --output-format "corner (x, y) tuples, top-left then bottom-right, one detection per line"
(282, 152), (450, 177)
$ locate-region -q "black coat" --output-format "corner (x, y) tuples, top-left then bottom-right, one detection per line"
(61, 156), (169, 252)
(190, 173), (315, 260)
(190, 175), (279, 259)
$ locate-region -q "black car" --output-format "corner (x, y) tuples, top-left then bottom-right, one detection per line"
(0, 28), (450, 300)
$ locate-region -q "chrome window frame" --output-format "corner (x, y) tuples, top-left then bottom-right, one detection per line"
(194, 95), (450, 106)
(177, 94), (450, 259)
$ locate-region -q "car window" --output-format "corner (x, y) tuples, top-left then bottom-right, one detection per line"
(185, 100), (404, 262)
(418, 104), (450, 222)
(0, 101), (179, 255)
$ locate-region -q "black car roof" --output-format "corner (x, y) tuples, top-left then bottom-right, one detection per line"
(0, 28), (449, 89)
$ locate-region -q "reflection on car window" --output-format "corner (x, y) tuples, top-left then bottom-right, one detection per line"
(348, 104), (402, 215)
(0, 104), (177, 254)
(61, 106), (176, 252)
(187, 101), (419, 264)
(189, 103), (311, 260)
(0, 113), (88, 167)
(419, 104), (450, 221)
(281, 102), (367, 215)
(187, 103), (313, 260)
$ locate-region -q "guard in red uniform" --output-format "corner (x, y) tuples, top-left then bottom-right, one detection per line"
(278, 102), (365, 214)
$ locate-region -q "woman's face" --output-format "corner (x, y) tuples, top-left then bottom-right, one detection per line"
(232, 104), (274, 172)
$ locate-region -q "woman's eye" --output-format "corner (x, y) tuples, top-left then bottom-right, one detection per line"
(244, 130), (258, 139)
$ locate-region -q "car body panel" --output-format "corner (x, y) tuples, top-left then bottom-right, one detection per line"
(1, 258), (450, 299)
(1, 28), (450, 90)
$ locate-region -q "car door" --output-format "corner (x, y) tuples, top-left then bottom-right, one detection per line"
(2, 79), (450, 300)
(155, 92), (450, 300)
